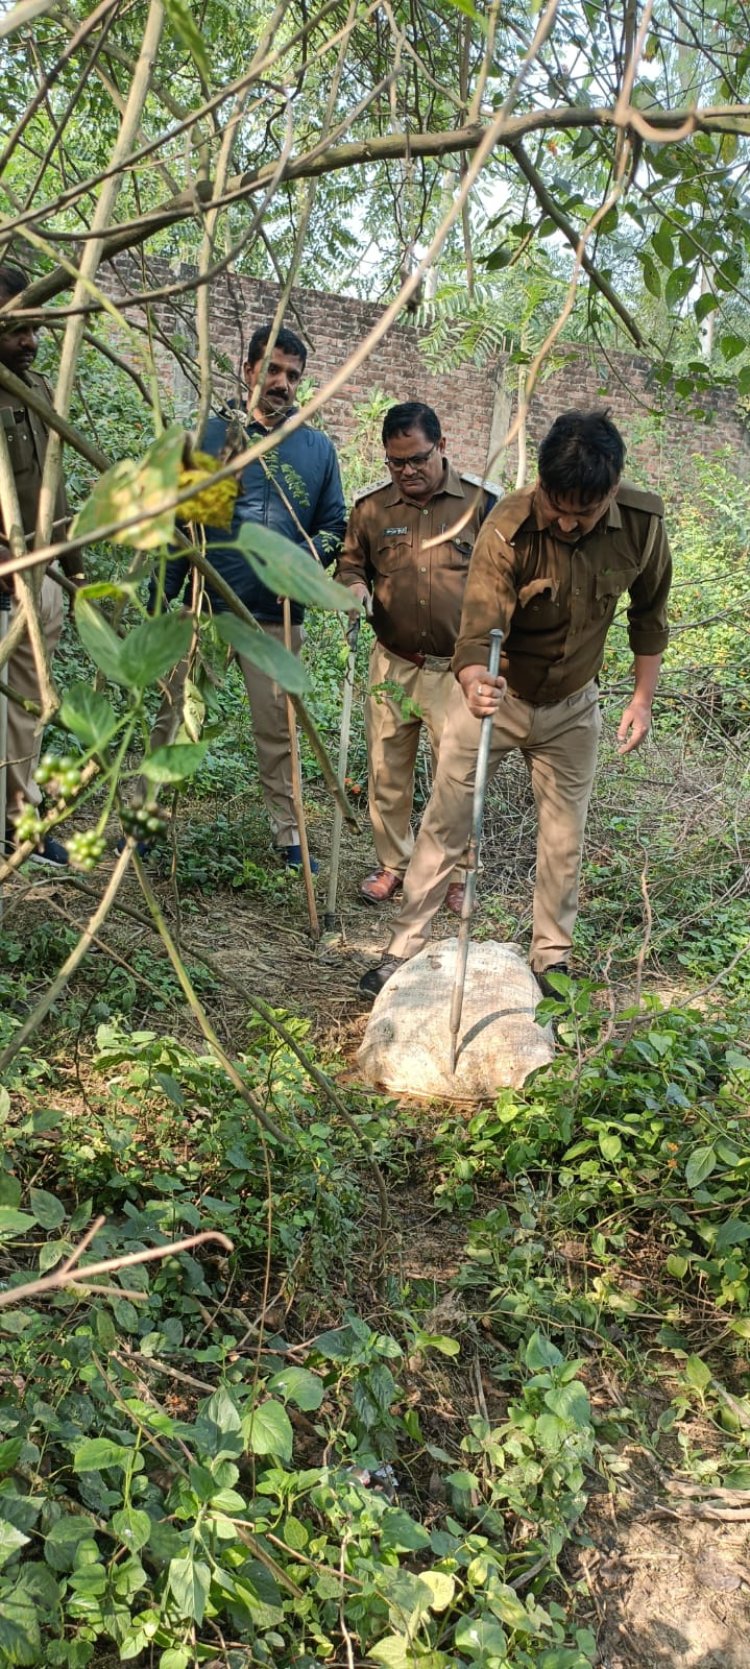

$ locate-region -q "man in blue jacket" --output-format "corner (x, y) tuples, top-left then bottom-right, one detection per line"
(159, 324), (346, 869)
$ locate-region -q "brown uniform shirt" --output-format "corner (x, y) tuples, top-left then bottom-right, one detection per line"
(453, 480), (672, 703)
(0, 369), (73, 572)
(337, 461), (497, 659)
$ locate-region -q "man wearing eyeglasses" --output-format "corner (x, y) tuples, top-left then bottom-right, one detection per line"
(337, 400), (498, 908)
(359, 407), (673, 1000)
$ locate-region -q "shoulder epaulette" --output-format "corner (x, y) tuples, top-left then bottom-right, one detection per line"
(486, 486), (536, 545)
(616, 479), (665, 517)
(353, 477), (391, 504)
(460, 470), (503, 497)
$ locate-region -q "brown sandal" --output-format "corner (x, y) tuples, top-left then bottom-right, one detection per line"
(445, 882), (465, 916)
(359, 868), (404, 905)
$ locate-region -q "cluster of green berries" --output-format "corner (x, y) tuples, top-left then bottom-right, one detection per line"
(66, 831), (107, 872)
(119, 801), (167, 839)
(35, 752), (84, 800)
(14, 808), (45, 845)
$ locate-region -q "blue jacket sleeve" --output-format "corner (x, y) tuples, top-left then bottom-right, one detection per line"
(310, 439), (347, 569)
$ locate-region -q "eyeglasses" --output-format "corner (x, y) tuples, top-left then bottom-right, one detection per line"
(385, 444), (438, 473)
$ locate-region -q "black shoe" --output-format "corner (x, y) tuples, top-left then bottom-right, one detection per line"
(5, 831), (69, 867)
(115, 836), (152, 859)
(358, 957), (404, 1001)
(535, 962), (570, 1000)
(280, 843), (320, 875)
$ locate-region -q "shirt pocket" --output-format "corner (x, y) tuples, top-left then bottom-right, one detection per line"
(373, 528), (413, 574)
(445, 535), (474, 569)
(1, 410), (34, 478)
(594, 563), (635, 615)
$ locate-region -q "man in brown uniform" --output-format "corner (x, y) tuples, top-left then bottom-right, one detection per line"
(0, 262), (81, 864)
(337, 401), (497, 909)
(359, 408), (672, 998)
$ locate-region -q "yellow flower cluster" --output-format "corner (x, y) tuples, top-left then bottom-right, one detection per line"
(178, 452), (238, 530)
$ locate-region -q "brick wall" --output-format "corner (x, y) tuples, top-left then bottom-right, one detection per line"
(105, 257), (749, 496)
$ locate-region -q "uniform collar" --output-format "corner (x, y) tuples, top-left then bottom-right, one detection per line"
(383, 458), (464, 507)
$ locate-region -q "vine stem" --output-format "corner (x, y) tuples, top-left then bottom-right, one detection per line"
(0, 842), (134, 1071)
(62, 877), (391, 1244)
(133, 853), (289, 1145)
(0, 421), (56, 722)
(34, 0), (166, 548)
(0, 1225), (233, 1309)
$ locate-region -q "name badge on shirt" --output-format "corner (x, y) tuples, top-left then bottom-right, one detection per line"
(383, 525), (408, 536)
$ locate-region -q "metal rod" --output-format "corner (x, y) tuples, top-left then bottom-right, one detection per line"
(448, 627), (503, 1074)
(0, 590), (11, 923)
(282, 595), (319, 942)
(323, 614), (360, 932)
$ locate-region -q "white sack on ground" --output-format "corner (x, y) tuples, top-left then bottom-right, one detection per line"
(357, 939), (554, 1102)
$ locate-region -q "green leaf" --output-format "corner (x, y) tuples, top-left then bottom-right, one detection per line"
(113, 610), (192, 691)
(684, 1354), (711, 1391)
(641, 254), (661, 298)
(454, 1615), (507, 1655)
(74, 596), (126, 684)
(243, 1399), (294, 1463)
(72, 423), (185, 550)
(599, 1131), (622, 1161)
(0, 1519), (29, 1571)
(652, 225), (673, 266)
(167, 1550), (210, 1625)
(267, 1366), (324, 1411)
(73, 1438), (131, 1473)
(111, 1508), (151, 1554)
(685, 1145), (716, 1189)
(666, 1253), (688, 1278)
(0, 1564), (56, 1662)
(164, 0), (208, 77)
(693, 291), (718, 324)
(368, 1636), (411, 1669)
(715, 1218), (750, 1251)
(544, 1380), (591, 1427)
(160, 1651), (190, 1669)
(140, 741), (208, 784)
(720, 332), (746, 361)
(38, 1240), (67, 1273)
(235, 522), (357, 613)
(485, 243), (512, 270)
(44, 1516), (97, 1572)
(59, 683), (118, 750)
(0, 1439), (23, 1474)
(95, 1308), (117, 1350)
(29, 1188), (65, 1231)
(418, 1569), (455, 1612)
(0, 1208), (35, 1240)
(665, 265), (695, 308)
(525, 1330), (563, 1371)
(214, 613), (308, 694)
(200, 1385), (243, 1453)
(380, 1508), (431, 1553)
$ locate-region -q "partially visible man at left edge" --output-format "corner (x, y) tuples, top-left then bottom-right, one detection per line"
(157, 323), (346, 869)
(0, 262), (83, 866)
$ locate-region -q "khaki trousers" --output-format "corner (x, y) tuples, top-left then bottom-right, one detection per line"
(365, 641), (464, 881)
(148, 620), (303, 849)
(388, 679), (602, 973)
(4, 575), (63, 826)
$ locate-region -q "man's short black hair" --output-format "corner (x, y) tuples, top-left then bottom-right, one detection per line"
(538, 409), (625, 504)
(245, 324), (307, 370)
(0, 264), (28, 302)
(382, 401), (441, 447)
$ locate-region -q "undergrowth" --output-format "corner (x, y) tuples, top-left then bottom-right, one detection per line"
(2, 938), (750, 1667)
